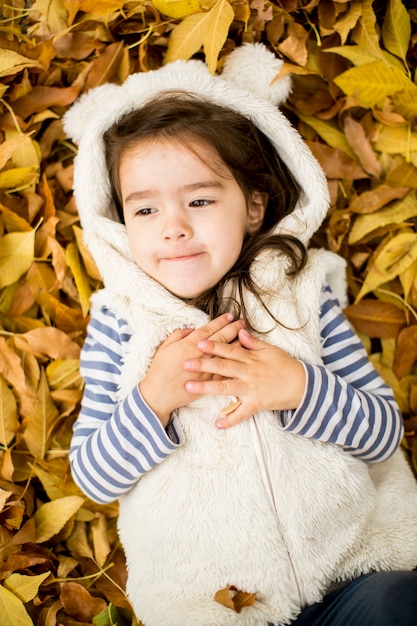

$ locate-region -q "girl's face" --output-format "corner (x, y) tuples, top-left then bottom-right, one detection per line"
(119, 138), (266, 299)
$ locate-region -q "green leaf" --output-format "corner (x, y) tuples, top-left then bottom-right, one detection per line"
(93, 603), (129, 626)
(382, 0), (411, 67)
(334, 60), (412, 108)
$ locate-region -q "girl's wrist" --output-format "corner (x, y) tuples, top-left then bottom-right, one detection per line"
(138, 381), (171, 427)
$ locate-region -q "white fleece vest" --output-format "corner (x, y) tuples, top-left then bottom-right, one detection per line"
(90, 248), (417, 626)
(64, 42), (417, 626)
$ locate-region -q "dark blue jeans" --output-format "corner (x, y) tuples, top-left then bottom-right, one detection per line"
(287, 571), (417, 626)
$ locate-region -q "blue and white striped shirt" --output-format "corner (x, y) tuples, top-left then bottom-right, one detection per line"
(70, 286), (403, 503)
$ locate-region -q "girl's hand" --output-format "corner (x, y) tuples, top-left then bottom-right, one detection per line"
(183, 328), (306, 429)
(139, 313), (245, 427)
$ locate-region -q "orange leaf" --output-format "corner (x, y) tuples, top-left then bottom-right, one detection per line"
(214, 585), (257, 612)
(344, 299), (407, 338)
(394, 325), (417, 378)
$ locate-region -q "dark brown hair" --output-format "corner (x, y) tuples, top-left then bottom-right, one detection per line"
(104, 92), (307, 330)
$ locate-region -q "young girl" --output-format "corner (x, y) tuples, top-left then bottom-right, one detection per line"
(64, 44), (417, 626)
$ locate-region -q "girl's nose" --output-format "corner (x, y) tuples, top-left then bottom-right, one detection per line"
(162, 211), (192, 241)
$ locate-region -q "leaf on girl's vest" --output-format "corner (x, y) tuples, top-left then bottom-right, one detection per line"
(214, 585), (257, 613)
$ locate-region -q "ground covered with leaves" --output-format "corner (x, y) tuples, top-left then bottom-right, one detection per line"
(0, 0), (417, 624)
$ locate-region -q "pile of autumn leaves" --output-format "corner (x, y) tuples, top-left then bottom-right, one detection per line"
(0, 0), (416, 624)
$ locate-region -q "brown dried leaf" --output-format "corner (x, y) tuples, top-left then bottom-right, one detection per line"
(60, 581), (107, 622)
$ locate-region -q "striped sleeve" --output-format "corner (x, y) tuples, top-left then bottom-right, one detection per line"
(70, 307), (184, 504)
(278, 286), (403, 462)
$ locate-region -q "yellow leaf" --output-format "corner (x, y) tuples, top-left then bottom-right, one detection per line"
(296, 113), (355, 159)
(91, 514), (111, 567)
(203, 0), (234, 74)
(33, 465), (67, 500)
(334, 61), (412, 108)
(333, 0), (363, 45)
(352, 0), (380, 53)
(46, 359), (82, 390)
(153, 0), (201, 18)
(373, 232), (417, 277)
(349, 194), (417, 244)
(324, 45), (380, 67)
(0, 229), (35, 289)
(31, 0), (68, 34)
(373, 125), (417, 155)
(15, 327), (81, 360)
(73, 225), (102, 281)
(357, 232), (417, 299)
(0, 374), (19, 447)
(65, 242), (92, 317)
(164, 12), (208, 64)
(22, 368), (59, 459)
(0, 167), (39, 191)
(0, 50), (42, 78)
(4, 572), (50, 603)
(0, 203), (32, 232)
(5, 132), (41, 169)
(78, 0), (125, 13)
(0, 135), (31, 170)
(392, 86), (417, 121)
(382, 0), (411, 67)
(0, 586), (33, 626)
(33, 495), (85, 543)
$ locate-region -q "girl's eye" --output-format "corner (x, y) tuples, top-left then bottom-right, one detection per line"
(190, 199), (212, 207)
(136, 207), (156, 216)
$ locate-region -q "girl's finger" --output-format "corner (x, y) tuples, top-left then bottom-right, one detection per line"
(184, 377), (239, 396)
(215, 405), (253, 429)
(192, 313), (234, 343)
(184, 355), (242, 378)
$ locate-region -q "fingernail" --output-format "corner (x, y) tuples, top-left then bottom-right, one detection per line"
(226, 313), (234, 321)
(215, 420), (225, 429)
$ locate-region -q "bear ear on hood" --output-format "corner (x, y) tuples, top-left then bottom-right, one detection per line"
(221, 42), (291, 106)
(63, 82), (120, 144)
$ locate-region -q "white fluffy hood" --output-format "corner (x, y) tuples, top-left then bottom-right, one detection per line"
(64, 43), (330, 287)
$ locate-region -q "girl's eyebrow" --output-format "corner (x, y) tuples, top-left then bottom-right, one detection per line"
(124, 181), (224, 204)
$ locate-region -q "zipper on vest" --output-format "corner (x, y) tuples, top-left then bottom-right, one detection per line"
(249, 415), (305, 607)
